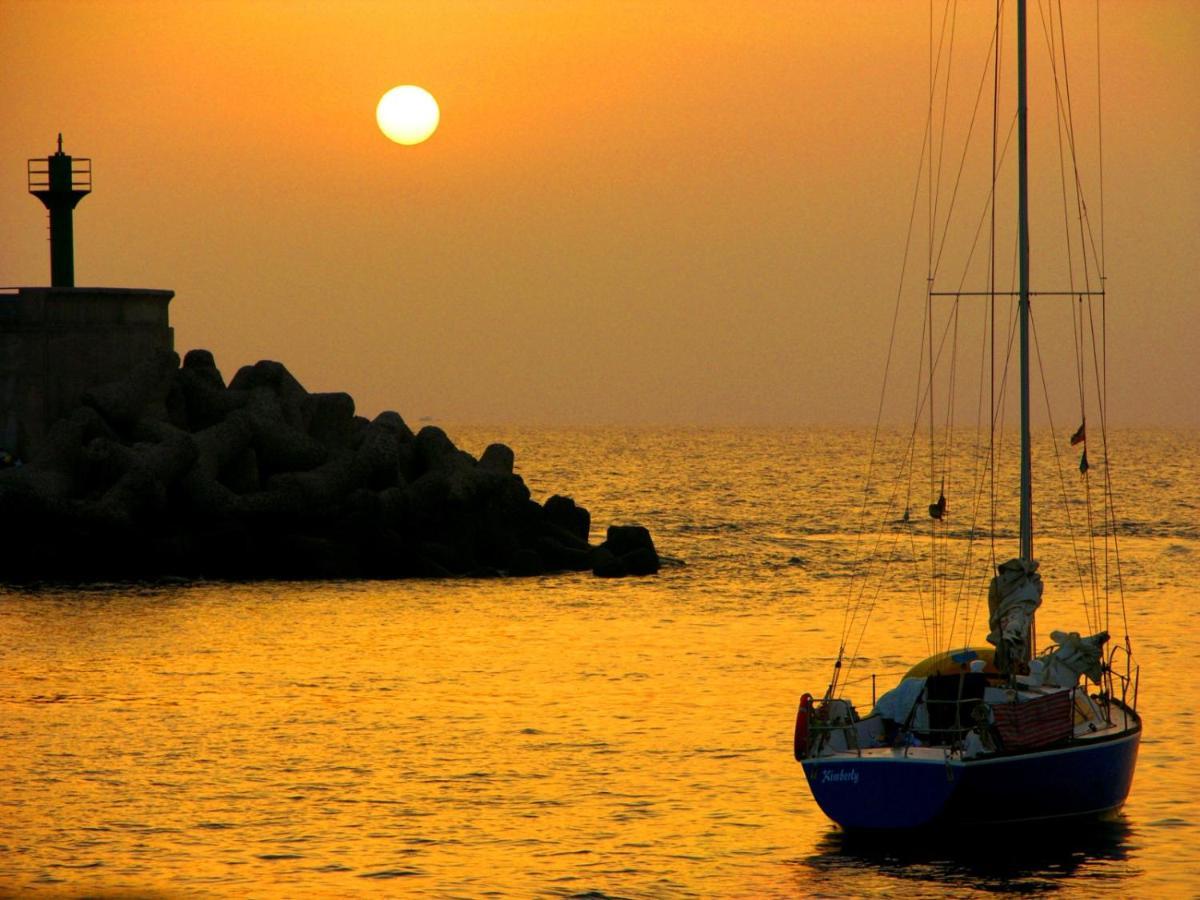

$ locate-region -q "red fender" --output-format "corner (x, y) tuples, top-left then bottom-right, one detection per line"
(793, 693), (814, 761)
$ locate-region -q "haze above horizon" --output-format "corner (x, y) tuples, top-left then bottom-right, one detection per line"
(2, 1), (1196, 426)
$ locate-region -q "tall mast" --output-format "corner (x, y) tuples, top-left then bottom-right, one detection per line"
(1017, 0), (1033, 562)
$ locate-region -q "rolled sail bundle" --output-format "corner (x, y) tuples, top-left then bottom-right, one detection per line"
(0, 349), (661, 582)
(1028, 630), (1110, 689)
(986, 557), (1044, 674)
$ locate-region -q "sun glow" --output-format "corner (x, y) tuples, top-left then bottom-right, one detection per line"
(376, 85), (440, 145)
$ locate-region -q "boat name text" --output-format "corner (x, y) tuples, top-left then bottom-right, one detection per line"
(820, 768), (860, 786)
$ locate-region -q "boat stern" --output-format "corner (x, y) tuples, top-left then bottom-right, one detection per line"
(802, 750), (962, 830)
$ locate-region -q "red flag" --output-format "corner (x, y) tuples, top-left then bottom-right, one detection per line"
(1079, 449), (1089, 475)
(1070, 422), (1086, 445)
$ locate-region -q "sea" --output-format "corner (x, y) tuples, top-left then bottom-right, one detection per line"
(2, 426), (1197, 898)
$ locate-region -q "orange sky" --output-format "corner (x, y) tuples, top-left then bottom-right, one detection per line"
(2, 1), (1197, 425)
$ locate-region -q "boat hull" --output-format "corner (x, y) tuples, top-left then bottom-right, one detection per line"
(801, 713), (1140, 831)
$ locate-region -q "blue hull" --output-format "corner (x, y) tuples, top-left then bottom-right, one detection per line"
(802, 718), (1140, 831)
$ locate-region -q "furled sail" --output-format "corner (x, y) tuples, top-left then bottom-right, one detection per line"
(986, 558), (1044, 674)
(1041, 630), (1110, 687)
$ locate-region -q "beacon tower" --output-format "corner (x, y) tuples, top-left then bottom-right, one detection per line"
(2, 137), (174, 460)
(28, 134), (92, 288)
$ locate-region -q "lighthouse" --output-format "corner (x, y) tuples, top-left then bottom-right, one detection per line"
(27, 134), (92, 288)
(1, 138), (174, 459)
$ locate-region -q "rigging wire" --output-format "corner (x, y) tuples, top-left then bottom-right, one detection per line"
(927, 5), (1005, 654)
(1091, 0), (1130, 654)
(921, 10), (1012, 655)
(1044, 0), (1126, 641)
(837, 0), (1130, 695)
(940, 296), (962, 649)
(930, 0), (956, 286)
(932, 16), (1006, 282)
(971, 268), (1020, 647)
(1039, 1), (1104, 277)
(844, 295), (970, 687)
(1095, 0), (1106, 276)
(833, 0), (954, 695)
(947, 265), (1001, 649)
(849, 0), (1017, 675)
(1030, 309), (1098, 635)
(948, 113), (1018, 297)
(925, 0), (956, 658)
(989, 0), (1004, 573)
(833, 108), (934, 694)
(1067, 0), (1129, 647)
(1039, 0), (1102, 632)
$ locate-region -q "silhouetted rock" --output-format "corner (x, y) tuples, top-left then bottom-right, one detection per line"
(244, 390), (328, 475)
(372, 410), (414, 443)
(544, 494), (590, 544)
(535, 536), (592, 571)
(229, 360), (310, 429)
(508, 547), (544, 577)
(598, 524), (660, 576)
(417, 541), (458, 577)
(192, 412), (254, 479)
(479, 443), (515, 474)
(178, 366), (245, 430)
(30, 406), (115, 492)
(82, 348), (180, 427)
(182, 348), (226, 388)
(220, 446), (261, 495)
(308, 392), (359, 450)
(620, 546), (661, 576)
(0, 348), (662, 583)
(602, 524), (655, 557)
(414, 425), (463, 472)
(591, 546), (627, 578)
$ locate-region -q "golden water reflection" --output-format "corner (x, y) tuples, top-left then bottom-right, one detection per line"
(2, 574), (1194, 897)
(2, 427), (1197, 896)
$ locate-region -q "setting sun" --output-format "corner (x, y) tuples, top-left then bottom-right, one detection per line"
(375, 84), (439, 145)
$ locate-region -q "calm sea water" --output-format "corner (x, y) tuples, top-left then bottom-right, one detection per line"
(2, 427), (1197, 898)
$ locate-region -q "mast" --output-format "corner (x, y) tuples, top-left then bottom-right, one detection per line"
(1017, 0), (1033, 563)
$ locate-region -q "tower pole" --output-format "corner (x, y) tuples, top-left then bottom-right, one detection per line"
(29, 134), (91, 288)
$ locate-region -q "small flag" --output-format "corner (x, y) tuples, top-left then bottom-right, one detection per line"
(1079, 449), (1089, 475)
(1070, 422), (1086, 445)
(928, 492), (947, 520)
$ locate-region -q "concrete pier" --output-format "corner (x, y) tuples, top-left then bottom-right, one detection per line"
(0, 286), (174, 459)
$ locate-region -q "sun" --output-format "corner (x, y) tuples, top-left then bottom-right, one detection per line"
(376, 85), (440, 146)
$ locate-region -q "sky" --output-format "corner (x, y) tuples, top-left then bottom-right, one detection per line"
(2, 1), (1197, 426)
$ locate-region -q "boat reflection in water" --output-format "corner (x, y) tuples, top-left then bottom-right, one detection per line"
(797, 818), (1136, 895)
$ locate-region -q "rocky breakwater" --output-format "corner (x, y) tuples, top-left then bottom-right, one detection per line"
(0, 349), (660, 581)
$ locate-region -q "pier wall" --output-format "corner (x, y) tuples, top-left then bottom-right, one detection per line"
(0, 287), (173, 459)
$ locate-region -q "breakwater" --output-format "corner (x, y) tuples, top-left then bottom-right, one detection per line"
(0, 349), (658, 581)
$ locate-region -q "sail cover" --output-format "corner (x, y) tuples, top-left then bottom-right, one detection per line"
(987, 558), (1044, 674)
(1042, 630), (1110, 687)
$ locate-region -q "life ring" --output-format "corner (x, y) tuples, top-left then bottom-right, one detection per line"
(793, 693), (814, 761)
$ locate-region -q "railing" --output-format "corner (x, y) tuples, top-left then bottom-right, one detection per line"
(806, 702), (977, 759)
(808, 711), (878, 758)
(1105, 643), (1138, 713)
(811, 663), (1134, 764)
(27, 157), (92, 192)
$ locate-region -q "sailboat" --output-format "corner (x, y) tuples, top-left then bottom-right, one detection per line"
(793, 1), (1141, 830)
